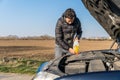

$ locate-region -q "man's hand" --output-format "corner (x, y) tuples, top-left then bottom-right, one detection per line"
(69, 48), (75, 54)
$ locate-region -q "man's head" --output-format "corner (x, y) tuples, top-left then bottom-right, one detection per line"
(64, 8), (76, 24)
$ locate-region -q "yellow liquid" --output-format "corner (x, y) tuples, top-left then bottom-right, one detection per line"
(73, 45), (80, 55)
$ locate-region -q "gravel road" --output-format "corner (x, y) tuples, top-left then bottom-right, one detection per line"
(0, 73), (34, 80)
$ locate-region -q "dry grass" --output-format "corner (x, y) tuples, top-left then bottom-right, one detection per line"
(0, 39), (118, 61)
(79, 40), (117, 51)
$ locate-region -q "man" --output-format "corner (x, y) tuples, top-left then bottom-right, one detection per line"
(55, 8), (82, 58)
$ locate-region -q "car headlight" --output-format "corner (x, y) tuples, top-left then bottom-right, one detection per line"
(33, 71), (59, 80)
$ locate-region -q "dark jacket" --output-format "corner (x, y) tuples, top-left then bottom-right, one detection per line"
(55, 16), (82, 50)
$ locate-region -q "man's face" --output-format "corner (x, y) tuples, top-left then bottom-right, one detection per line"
(65, 17), (74, 24)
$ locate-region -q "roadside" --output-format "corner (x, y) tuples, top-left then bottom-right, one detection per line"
(0, 73), (34, 80)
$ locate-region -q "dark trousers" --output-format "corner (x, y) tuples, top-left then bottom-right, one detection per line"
(55, 44), (71, 59)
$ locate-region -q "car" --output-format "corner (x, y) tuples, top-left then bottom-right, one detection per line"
(33, 0), (120, 80)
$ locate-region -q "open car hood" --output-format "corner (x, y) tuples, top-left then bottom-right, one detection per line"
(82, 0), (120, 43)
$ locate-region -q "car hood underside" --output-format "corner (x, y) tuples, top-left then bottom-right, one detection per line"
(82, 0), (120, 43)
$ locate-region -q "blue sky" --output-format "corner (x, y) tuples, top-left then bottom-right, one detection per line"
(0, 0), (109, 38)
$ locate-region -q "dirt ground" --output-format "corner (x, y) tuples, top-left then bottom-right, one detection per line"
(0, 73), (34, 80)
(0, 39), (117, 60)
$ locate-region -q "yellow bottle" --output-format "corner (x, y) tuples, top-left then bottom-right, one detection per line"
(73, 40), (80, 55)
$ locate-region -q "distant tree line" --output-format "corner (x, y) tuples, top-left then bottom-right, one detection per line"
(0, 35), (55, 40)
(82, 37), (112, 41)
(0, 35), (112, 40)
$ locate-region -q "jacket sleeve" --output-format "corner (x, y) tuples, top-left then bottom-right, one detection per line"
(55, 19), (70, 50)
(76, 19), (82, 40)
